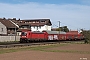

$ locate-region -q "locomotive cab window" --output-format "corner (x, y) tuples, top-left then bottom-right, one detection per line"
(21, 32), (27, 36)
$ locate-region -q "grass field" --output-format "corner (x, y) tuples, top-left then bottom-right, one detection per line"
(0, 43), (90, 54)
(0, 43), (90, 60)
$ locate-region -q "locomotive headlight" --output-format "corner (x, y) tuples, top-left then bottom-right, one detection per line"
(22, 36), (26, 37)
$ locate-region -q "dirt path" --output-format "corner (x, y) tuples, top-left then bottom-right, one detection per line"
(47, 44), (90, 51)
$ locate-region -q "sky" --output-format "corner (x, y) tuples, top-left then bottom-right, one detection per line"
(0, 0), (90, 30)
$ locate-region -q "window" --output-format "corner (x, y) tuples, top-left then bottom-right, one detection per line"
(39, 26), (41, 29)
(36, 26), (38, 30)
(1, 28), (3, 32)
(33, 21), (35, 23)
(34, 26), (35, 29)
(41, 21), (45, 23)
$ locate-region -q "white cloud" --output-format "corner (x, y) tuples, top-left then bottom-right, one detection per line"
(0, 2), (90, 30)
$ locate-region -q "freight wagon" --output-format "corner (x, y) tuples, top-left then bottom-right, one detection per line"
(45, 31), (66, 40)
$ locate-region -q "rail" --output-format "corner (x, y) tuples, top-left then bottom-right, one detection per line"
(0, 40), (84, 48)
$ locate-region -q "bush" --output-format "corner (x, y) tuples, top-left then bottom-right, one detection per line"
(84, 38), (89, 44)
(81, 30), (90, 44)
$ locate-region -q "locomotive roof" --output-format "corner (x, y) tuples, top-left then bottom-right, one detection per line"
(45, 31), (66, 34)
(31, 31), (45, 33)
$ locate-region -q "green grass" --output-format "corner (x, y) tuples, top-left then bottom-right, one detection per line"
(0, 41), (19, 45)
(43, 50), (90, 54)
(0, 44), (66, 54)
(0, 43), (90, 54)
(0, 49), (18, 54)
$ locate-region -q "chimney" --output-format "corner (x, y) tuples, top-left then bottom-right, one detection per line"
(13, 18), (16, 20)
(0, 18), (2, 19)
(18, 18), (20, 20)
(8, 18), (13, 20)
(3, 17), (6, 20)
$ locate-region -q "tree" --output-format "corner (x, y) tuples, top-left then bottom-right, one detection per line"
(56, 26), (69, 32)
(63, 26), (69, 32)
(81, 30), (90, 44)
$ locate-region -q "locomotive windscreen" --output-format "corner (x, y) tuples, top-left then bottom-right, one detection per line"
(21, 32), (27, 36)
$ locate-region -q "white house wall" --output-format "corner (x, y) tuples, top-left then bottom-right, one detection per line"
(47, 25), (51, 31)
(31, 25), (51, 32)
(0, 22), (7, 34)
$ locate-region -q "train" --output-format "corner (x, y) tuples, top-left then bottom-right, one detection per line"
(20, 30), (84, 43)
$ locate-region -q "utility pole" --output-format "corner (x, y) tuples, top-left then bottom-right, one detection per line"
(15, 25), (16, 41)
(58, 21), (60, 40)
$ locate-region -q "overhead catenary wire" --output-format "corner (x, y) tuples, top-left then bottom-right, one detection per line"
(52, 21), (80, 30)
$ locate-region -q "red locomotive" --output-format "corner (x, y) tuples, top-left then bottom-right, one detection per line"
(20, 30), (84, 43)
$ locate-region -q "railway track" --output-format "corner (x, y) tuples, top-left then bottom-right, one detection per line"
(0, 40), (84, 48)
(0, 42), (60, 48)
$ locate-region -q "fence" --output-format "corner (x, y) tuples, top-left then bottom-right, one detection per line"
(0, 36), (20, 42)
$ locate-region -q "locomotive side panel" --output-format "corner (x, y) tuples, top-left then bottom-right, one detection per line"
(30, 32), (48, 41)
(20, 31), (48, 42)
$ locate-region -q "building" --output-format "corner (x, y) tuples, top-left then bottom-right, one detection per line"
(0, 18), (18, 35)
(0, 18), (52, 35)
(22, 19), (52, 32)
(0, 22), (7, 35)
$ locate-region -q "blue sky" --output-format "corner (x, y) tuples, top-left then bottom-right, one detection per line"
(0, 0), (90, 5)
(0, 0), (80, 4)
(0, 0), (90, 30)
